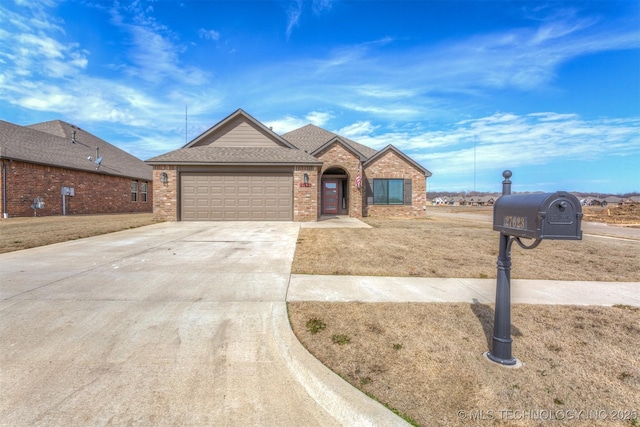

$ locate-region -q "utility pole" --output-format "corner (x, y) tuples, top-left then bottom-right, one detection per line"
(474, 135), (477, 192)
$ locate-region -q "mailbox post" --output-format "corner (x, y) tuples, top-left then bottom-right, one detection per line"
(487, 170), (517, 365)
(487, 171), (583, 366)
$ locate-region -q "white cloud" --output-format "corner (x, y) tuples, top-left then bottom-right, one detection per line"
(264, 111), (333, 133)
(341, 102), (422, 119)
(285, 0), (303, 39)
(285, 0), (334, 38)
(264, 115), (308, 134)
(312, 0), (332, 15)
(305, 111), (332, 126)
(107, 2), (209, 86)
(198, 28), (220, 41)
(380, 113), (640, 186)
(336, 121), (378, 138)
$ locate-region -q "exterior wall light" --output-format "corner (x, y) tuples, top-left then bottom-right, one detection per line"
(303, 173), (309, 184)
(160, 172), (168, 184)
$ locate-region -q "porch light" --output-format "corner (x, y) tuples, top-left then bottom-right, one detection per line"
(160, 172), (168, 184)
(303, 173), (309, 184)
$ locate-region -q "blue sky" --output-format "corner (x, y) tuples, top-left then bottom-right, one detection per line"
(0, 0), (638, 194)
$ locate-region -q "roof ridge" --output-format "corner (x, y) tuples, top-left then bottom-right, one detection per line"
(26, 119), (86, 140)
(1, 119), (151, 180)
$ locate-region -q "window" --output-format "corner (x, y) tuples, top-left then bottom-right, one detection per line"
(373, 179), (404, 205)
(141, 182), (148, 202)
(131, 181), (138, 202)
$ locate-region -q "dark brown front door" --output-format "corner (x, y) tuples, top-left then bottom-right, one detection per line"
(322, 180), (339, 214)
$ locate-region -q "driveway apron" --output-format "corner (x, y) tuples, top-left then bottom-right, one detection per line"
(0, 222), (400, 426)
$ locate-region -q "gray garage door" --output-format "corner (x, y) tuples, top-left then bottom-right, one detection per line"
(181, 173), (293, 220)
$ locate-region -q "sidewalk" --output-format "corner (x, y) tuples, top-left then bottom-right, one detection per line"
(287, 275), (640, 307)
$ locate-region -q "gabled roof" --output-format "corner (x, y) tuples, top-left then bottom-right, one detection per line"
(0, 119), (151, 180)
(282, 124), (378, 159)
(147, 110), (429, 175)
(364, 144), (432, 177)
(185, 109), (295, 149)
(310, 136), (368, 161)
(146, 146), (321, 165)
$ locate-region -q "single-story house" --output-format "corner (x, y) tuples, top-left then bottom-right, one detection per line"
(582, 197), (603, 206)
(602, 196), (625, 207)
(477, 196), (496, 206)
(0, 119), (152, 218)
(147, 109), (431, 222)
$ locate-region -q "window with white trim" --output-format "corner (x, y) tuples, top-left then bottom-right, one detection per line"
(131, 181), (138, 202)
(141, 182), (148, 202)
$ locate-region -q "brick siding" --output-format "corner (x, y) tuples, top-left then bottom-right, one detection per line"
(152, 166), (178, 221)
(363, 151), (427, 218)
(293, 166), (318, 221)
(316, 142), (364, 219)
(1, 160), (152, 217)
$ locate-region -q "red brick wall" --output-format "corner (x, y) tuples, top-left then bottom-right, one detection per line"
(316, 142), (364, 218)
(293, 166), (319, 221)
(1, 160), (152, 217)
(363, 151), (427, 218)
(152, 166), (178, 221)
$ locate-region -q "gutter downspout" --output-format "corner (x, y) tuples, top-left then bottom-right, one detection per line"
(2, 159), (7, 219)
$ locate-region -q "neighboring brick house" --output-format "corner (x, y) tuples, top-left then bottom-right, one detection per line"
(0, 120), (152, 218)
(148, 109), (431, 222)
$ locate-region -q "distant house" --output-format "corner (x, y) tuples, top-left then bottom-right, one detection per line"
(147, 109), (431, 221)
(469, 196), (495, 206)
(583, 197), (603, 206)
(480, 196), (496, 206)
(602, 196), (624, 207)
(432, 197), (447, 205)
(0, 120), (152, 218)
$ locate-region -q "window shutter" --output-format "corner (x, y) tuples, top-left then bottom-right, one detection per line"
(366, 179), (373, 206)
(404, 179), (412, 205)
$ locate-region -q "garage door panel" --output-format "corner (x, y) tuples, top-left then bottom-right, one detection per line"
(181, 173), (292, 221)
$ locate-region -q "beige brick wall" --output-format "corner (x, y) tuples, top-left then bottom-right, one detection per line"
(315, 142), (364, 218)
(293, 166), (319, 221)
(152, 166), (178, 221)
(363, 151), (427, 218)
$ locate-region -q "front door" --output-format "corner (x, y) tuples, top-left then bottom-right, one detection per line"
(322, 180), (339, 214)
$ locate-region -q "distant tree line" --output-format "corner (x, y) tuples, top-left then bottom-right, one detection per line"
(428, 191), (639, 199)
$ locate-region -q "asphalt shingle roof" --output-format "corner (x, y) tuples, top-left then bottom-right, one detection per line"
(0, 120), (151, 180)
(281, 124), (378, 159)
(146, 146), (322, 165)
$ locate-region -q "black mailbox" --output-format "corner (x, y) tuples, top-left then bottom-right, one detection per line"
(493, 192), (582, 240)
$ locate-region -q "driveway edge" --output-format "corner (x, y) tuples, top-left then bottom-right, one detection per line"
(272, 302), (411, 426)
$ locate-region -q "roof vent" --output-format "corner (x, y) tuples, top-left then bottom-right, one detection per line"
(71, 130), (76, 144)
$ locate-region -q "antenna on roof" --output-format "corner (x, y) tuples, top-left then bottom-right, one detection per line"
(93, 147), (103, 170)
(185, 104), (188, 144)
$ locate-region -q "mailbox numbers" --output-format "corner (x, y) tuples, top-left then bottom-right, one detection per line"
(503, 215), (527, 230)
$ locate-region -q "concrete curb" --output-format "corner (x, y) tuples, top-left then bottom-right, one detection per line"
(272, 302), (410, 426)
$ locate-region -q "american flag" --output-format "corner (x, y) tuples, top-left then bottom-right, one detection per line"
(355, 163), (362, 188)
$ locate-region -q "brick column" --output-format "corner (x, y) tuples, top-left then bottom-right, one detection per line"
(153, 166), (178, 221)
(293, 166), (318, 221)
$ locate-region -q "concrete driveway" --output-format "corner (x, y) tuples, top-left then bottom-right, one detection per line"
(0, 222), (405, 426)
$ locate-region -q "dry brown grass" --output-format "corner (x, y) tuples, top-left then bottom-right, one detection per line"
(292, 217), (640, 282)
(2, 212), (639, 426)
(584, 204), (640, 226)
(0, 213), (157, 253)
(289, 302), (640, 426)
